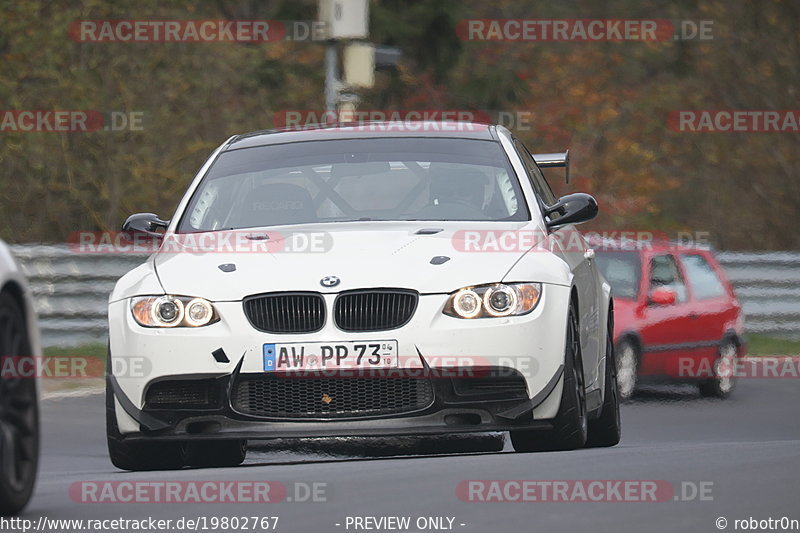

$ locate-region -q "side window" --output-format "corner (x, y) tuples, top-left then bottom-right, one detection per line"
(681, 254), (727, 299)
(513, 139), (558, 206)
(649, 254), (688, 303)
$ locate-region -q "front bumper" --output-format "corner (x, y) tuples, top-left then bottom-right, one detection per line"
(109, 366), (563, 441)
(108, 284), (572, 438)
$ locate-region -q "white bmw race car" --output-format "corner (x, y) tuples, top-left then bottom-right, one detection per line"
(107, 122), (619, 470)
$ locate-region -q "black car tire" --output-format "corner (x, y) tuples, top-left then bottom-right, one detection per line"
(511, 304), (588, 452)
(0, 291), (39, 516)
(105, 349), (185, 471)
(586, 306), (622, 447)
(184, 440), (247, 468)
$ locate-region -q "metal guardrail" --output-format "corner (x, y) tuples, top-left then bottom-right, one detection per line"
(10, 245), (147, 348)
(716, 252), (800, 338)
(7, 245), (800, 347)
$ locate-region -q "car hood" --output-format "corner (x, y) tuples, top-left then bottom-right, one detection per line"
(152, 221), (552, 301)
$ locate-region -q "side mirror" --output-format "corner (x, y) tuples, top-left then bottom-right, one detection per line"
(122, 213), (169, 237)
(544, 193), (598, 228)
(648, 287), (677, 306)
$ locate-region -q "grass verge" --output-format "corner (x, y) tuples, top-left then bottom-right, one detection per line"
(43, 343), (106, 359)
(40, 343), (106, 394)
(745, 334), (800, 356)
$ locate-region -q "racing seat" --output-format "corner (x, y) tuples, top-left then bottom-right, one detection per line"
(237, 183), (317, 228)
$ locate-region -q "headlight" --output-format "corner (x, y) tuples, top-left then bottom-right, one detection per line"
(453, 289), (482, 318)
(131, 295), (219, 328)
(444, 283), (542, 319)
(185, 298), (214, 327)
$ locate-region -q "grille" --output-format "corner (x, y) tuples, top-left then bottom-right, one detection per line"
(451, 373), (529, 400)
(232, 375), (434, 418)
(243, 292), (325, 333)
(334, 289), (418, 331)
(144, 379), (219, 409)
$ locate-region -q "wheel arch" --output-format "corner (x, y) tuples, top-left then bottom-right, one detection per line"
(722, 329), (745, 356)
(569, 284), (579, 315)
(605, 296), (615, 350)
(617, 330), (643, 359)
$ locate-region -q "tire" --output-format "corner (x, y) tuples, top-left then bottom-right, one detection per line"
(105, 350), (185, 471)
(0, 292), (39, 516)
(699, 340), (738, 399)
(586, 306), (621, 448)
(511, 304), (587, 452)
(184, 440), (247, 468)
(615, 339), (639, 401)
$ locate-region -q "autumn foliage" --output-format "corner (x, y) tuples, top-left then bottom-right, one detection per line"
(0, 0), (797, 250)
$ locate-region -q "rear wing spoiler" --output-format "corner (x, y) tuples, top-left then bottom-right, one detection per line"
(533, 150), (570, 183)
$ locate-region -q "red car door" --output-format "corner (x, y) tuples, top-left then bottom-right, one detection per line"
(676, 251), (740, 377)
(637, 253), (696, 377)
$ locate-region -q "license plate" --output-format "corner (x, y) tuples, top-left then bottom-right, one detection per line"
(263, 340), (398, 371)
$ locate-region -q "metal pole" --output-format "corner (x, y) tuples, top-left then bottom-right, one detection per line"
(324, 41), (338, 117)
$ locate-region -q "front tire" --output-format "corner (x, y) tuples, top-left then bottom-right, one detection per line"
(586, 307), (621, 448)
(511, 304), (587, 452)
(105, 351), (185, 471)
(184, 440), (247, 468)
(106, 406), (186, 471)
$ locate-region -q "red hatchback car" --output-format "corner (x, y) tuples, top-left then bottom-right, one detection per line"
(594, 241), (745, 399)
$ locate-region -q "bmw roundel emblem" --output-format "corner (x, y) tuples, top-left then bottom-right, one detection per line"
(320, 275), (340, 287)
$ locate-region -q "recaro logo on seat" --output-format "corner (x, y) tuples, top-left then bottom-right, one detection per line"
(253, 200), (305, 210)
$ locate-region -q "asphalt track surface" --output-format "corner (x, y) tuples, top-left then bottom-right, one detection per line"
(18, 377), (800, 533)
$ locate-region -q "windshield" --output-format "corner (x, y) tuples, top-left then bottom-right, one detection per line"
(177, 138), (528, 232)
(595, 250), (642, 300)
